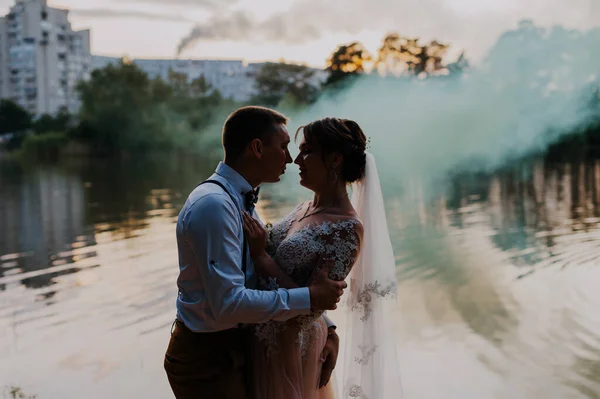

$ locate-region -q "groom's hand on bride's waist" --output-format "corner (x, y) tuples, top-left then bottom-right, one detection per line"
(308, 261), (346, 311)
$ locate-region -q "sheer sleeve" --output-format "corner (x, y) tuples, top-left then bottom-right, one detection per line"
(313, 219), (363, 282)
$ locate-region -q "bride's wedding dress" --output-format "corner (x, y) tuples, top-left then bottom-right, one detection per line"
(251, 153), (403, 399)
(250, 205), (361, 399)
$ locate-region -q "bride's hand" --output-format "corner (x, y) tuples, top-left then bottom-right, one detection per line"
(242, 212), (268, 258)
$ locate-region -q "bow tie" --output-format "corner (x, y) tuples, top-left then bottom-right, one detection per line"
(243, 187), (260, 211)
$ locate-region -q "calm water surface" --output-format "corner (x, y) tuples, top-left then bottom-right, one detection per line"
(1, 154), (600, 398)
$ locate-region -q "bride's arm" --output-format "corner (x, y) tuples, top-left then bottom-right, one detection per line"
(242, 212), (300, 289)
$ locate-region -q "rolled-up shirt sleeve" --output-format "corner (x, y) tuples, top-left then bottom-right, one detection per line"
(323, 312), (336, 330)
(183, 193), (310, 325)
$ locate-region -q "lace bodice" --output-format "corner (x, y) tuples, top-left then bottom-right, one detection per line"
(265, 203), (361, 287)
(255, 203), (362, 357)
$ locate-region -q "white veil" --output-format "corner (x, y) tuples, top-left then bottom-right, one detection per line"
(335, 152), (403, 398)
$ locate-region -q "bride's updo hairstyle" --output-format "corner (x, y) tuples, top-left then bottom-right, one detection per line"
(296, 117), (367, 183)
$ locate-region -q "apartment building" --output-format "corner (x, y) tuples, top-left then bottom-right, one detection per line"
(0, 0), (91, 115)
(133, 58), (255, 102)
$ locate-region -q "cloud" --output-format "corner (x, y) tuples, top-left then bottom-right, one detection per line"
(176, 0), (600, 60)
(71, 8), (192, 23)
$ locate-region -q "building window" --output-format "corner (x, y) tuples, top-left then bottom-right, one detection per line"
(40, 32), (49, 46)
(41, 10), (47, 20)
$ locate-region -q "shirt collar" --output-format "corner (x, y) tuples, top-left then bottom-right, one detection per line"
(215, 162), (253, 194)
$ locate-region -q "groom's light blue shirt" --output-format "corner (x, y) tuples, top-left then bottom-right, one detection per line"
(175, 162), (311, 332)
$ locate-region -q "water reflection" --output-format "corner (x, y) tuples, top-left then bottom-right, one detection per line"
(437, 160), (600, 273)
(388, 159), (600, 397)
(0, 154), (216, 293)
(0, 166), (91, 291)
(1, 154), (600, 398)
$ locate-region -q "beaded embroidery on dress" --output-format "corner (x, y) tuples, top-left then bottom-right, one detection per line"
(254, 203), (361, 357)
(251, 203), (362, 399)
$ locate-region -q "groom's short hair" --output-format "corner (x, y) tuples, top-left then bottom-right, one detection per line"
(222, 106), (288, 161)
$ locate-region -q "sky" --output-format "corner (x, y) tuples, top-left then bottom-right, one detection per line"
(0, 0), (598, 67)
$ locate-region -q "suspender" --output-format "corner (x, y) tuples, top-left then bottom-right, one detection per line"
(196, 179), (248, 283)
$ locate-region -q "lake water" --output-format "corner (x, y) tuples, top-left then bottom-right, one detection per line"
(1, 153), (600, 398)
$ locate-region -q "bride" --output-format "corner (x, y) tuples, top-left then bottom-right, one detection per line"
(243, 117), (402, 399)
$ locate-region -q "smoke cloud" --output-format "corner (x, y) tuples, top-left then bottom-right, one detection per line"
(276, 22), (600, 198)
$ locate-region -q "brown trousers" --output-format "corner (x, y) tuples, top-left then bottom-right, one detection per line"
(164, 320), (250, 399)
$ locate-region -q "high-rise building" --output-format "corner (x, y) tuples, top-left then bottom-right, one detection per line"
(0, 0), (91, 115)
(0, 17), (9, 99)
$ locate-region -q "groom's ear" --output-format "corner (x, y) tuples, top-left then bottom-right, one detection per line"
(250, 138), (264, 158)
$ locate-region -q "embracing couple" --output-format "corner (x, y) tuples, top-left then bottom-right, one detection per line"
(164, 106), (402, 399)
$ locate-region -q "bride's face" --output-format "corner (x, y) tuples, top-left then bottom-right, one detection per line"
(294, 138), (329, 190)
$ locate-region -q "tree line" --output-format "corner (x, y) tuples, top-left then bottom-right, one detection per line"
(1, 21), (599, 161)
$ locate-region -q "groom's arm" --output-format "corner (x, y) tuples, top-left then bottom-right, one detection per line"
(184, 194), (311, 325)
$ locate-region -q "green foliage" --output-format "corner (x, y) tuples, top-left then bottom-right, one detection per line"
(75, 61), (228, 154)
(252, 62), (320, 107)
(33, 108), (72, 135)
(76, 61), (163, 151)
(0, 100), (32, 134)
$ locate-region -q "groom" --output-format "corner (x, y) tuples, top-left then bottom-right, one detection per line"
(164, 106), (345, 398)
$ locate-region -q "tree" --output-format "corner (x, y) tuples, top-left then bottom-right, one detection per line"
(325, 42), (372, 86)
(33, 107), (72, 134)
(376, 33), (462, 77)
(164, 70), (224, 129)
(76, 61), (165, 151)
(0, 99), (31, 134)
(190, 76), (212, 98)
(252, 62), (320, 107)
(75, 61), (229, 153)
(167, 69), (189, 93)
(186, 77), (224, 130)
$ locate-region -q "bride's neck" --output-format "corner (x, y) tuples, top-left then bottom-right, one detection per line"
(312, 183), (348, 208)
